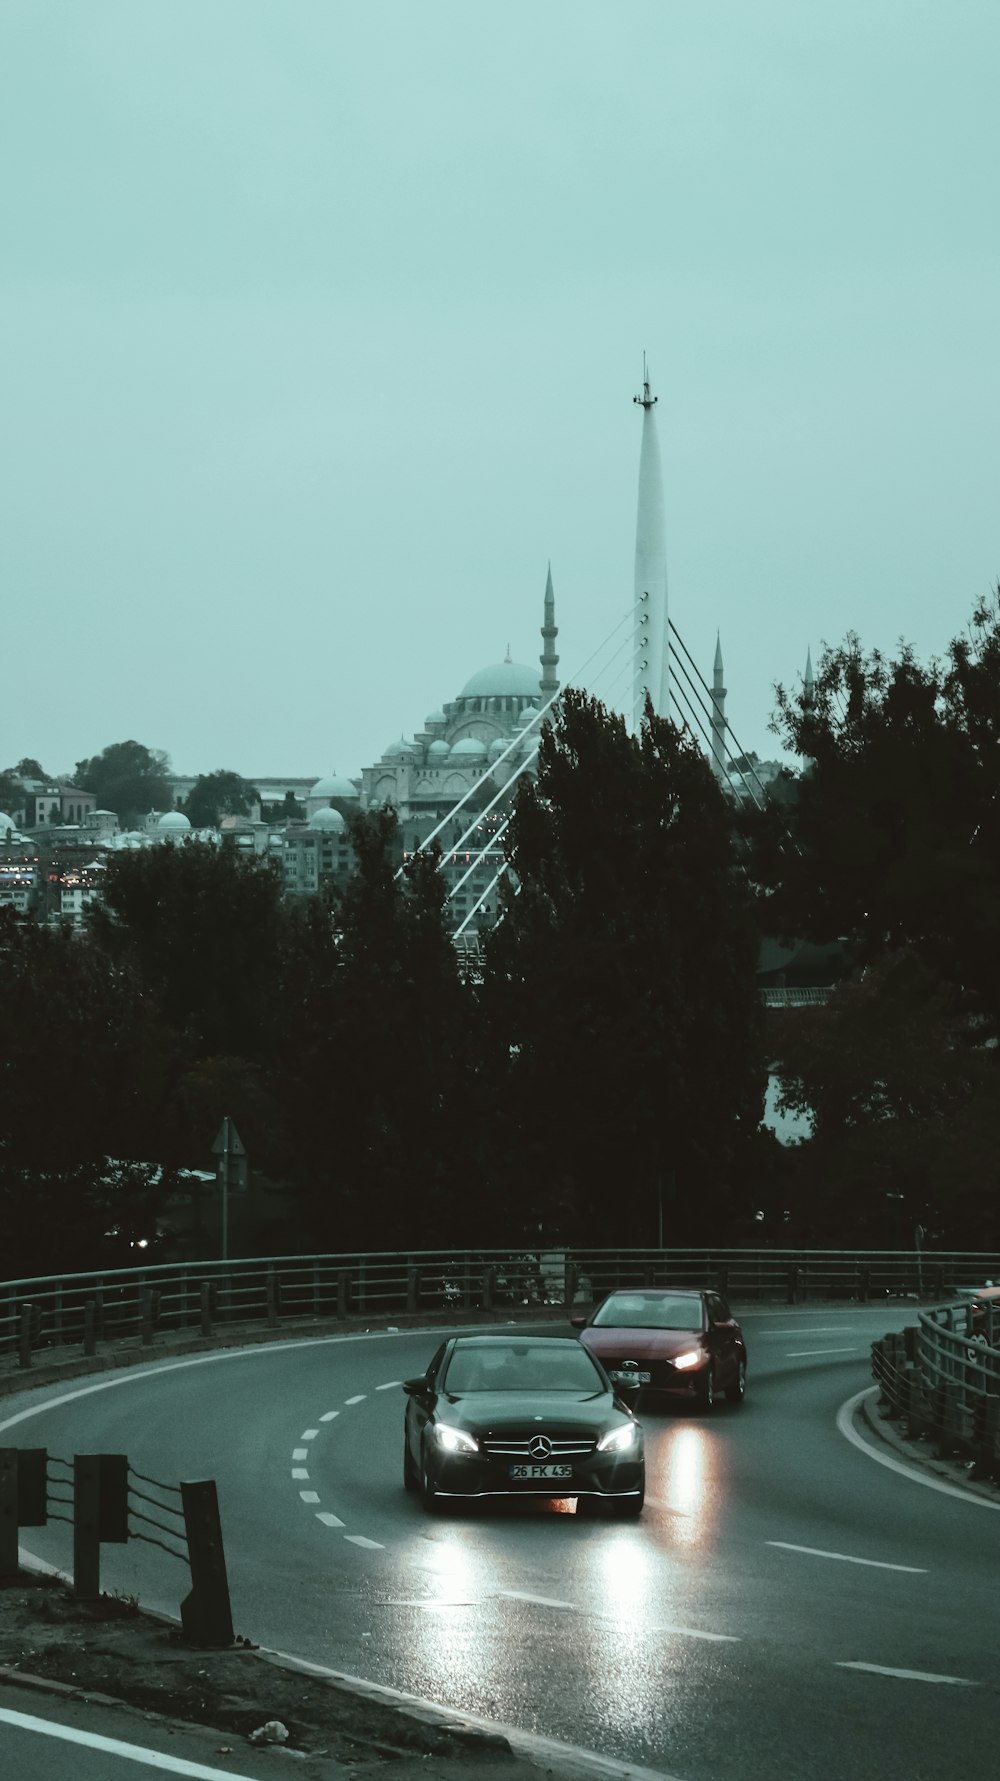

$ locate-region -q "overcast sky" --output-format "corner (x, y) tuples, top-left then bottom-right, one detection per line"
(3, 2), (997, 784)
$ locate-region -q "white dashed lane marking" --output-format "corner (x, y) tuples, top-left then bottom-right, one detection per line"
(838, 1663), (976, 1685)
(292, 1447), (309, 1460)
(316, 1511), (345, 1528)
(787, 1347), (859, 1357)
(301, 1428), (319, 1440)
(345, 1535), (385, 1550)
(319, 1410), (339, 1421)
(291, 1468), (309, 1480)
(299, 1490), (320, 1504)
(769, 1542), (926, 1573)
(344, 1394), (366, 1405)
(500, 1591), (574, 1610)
(650, 1623), (741, 1643)
(376, 1381), (401, 1391)
(759, 1327), (859, 1335)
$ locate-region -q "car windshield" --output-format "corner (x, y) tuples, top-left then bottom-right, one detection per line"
(591, 1292), (702, 1331)
(443, 1341), (604, 1394)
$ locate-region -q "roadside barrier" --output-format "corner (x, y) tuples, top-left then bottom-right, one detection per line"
(871, 1301), (1000, 1483)
(4, 1245), (999, 1383)
(0, 1445), (233, 1644)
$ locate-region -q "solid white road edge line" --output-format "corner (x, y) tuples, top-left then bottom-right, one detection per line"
(258, 1646), (688, 1781)
(837, 1387), (1000, 1511)
(837, 1662), (977, 1685)
(767, 1541), (926, 1572)
(0, 1705), (263, 1779)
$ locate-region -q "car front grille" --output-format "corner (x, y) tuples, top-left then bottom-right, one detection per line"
(481, 1436), (596, 1457)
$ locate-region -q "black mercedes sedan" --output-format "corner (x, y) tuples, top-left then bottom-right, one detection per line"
(402, 1334), (645, 1515)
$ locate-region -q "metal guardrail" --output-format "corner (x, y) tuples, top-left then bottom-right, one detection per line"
(4, 1246), (1000, 1377)
(871, 1299), (1000, 1482)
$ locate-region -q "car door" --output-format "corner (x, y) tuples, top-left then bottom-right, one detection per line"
(406, 1341), (447, 1462)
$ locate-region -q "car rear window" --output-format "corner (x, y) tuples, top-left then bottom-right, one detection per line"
(591, 1292), (702, 1330)
(443, 1342), (604, 1393)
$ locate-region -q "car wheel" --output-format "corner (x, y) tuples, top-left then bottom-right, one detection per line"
(420, 1443), (442, 1513)
(403, 1433), (418, 1491)
(609, 1482), (645, 1519)
(725, 1359), (747, 1404)
(696, 1365), (716, 1412)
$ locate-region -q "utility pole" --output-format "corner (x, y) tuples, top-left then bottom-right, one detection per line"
(211, 1117), (247, 1263)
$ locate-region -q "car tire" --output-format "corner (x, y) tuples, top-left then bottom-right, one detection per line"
(403, 1434), (418, 1491)
(696, 1366), (716, 1412)
(725, 1359), (747, 1405)
(420, 1443), (442, 1513)
(609, 1482), (645, 1519)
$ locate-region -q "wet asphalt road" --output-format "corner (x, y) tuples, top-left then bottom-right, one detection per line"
(3, 1305), (998, 1781)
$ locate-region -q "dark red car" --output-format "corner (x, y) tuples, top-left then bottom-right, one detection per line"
(571, 1287), (747, 1410)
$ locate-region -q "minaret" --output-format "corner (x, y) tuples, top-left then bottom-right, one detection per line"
(710, 631), (727, 782)
(803, 647), (815, 708)
(632, 357), (669, 728)
(539, 562), (560, 701)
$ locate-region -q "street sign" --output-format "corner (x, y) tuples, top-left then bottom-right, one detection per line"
(211, 1118), (246, 1158)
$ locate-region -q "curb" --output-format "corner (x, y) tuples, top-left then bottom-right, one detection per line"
(858, 1389), (1000, 1506)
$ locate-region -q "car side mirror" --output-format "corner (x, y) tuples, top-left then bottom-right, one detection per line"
(569, 1314), (587, 1330)
(614, 1378), (641, 1400)
(402, 1376), (429, 1396)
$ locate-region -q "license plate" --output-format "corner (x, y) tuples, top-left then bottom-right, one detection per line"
(610, 1369), (651, 1384)
(508, 1463), (573, 1481)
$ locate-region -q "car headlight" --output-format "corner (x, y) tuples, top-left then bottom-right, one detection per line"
(672, 1349), (705, 1371)
(597, 1421), (638, 1453)
(433, 1422), (479, 1454)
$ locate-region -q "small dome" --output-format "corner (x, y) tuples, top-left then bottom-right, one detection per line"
(424, 709), (447, 728)
(383, 737), (417, 759)
(487, 738), (508, 761)
(158, 811), (191, 832)
(428, 739), (451, 757)
(460, 661), (541, 699)
(309, 805), (346, 832)
(310, 773), (358, 800)
(451, 736), (487, 756)
(0, 811), (17, 832)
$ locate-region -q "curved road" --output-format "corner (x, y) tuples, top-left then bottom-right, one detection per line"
(3, 1305), (997, 1780)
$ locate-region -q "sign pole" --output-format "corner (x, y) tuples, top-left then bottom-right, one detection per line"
(221, 1117), (229, 1264)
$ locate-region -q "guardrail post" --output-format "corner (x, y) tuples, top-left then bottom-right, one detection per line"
(140, 1289), (154, 1348)
(83, 1300), (96, 1356)
(406, 1266), (418, 1314)
(787, 1267), (800, 1305)
(482, 1266), (493, 1312)
(200, 1283), (212, 1338)
(0, 1449), (20, 1576)
(859, 1266), (870, 1303)
(18, 1304), (33, 1369)
(337, 1268), (348, 1318)
(266, 1267), (278, 1329)
(73, 1455), (102, 1599)
(312, 1261), (321, 1319)
(180, 1479), (234, 1647)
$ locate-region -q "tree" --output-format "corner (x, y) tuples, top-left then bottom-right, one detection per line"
(768, 954), (1000, 1246)
(478, 690), (765, 1246)
(185, 770), (260, 830)
(15, 758), (47, 781)
(75, 739), (172, 827)
(0, 773), (26, 821)
(747, 590), (1000, 1038)
(274, 807), (473, 1250)
(0, 912), (176, 1275)
(88, 841), (285, 1062)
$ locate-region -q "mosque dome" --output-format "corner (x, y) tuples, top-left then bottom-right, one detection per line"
(428, 739), (451, 757)
(487, 738), (508, 761)
(451, 736), (487, 757)
(424, 709), (447, 728)
(459, 661), (541, 699)
(309, 806), (346, 832)
(0, 812), (17, 832)
(158, 811), (191, 834)
(383, 737), (417, 759)
(310, 773), (358, 801)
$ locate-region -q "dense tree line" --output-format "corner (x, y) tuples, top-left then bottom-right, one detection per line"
(2, 593), (997, 1275)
